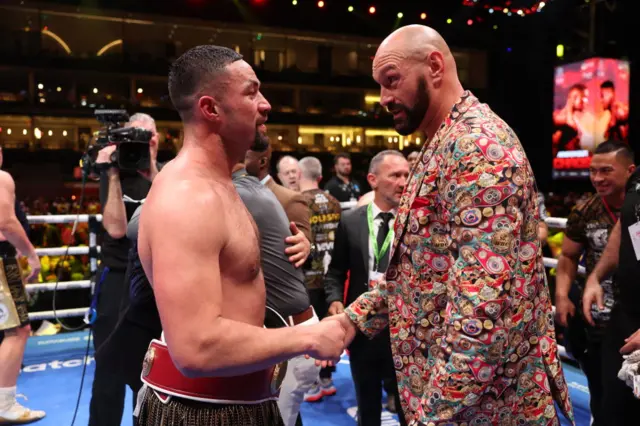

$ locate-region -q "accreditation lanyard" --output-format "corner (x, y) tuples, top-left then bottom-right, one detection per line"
(367, 203), (394, 270)
(602, 198), (619, 223)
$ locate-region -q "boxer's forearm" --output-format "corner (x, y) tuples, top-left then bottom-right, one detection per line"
(0, 216), (37, 258)
(170, 318), (314, 378)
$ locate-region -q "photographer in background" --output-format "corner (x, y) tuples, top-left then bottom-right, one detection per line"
(89, 113), (161, 426)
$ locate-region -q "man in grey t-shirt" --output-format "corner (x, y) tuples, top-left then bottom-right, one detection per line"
(231, 166), (319, 426)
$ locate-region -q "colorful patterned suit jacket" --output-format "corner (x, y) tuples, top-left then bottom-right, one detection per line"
(345, 92), (574, 425)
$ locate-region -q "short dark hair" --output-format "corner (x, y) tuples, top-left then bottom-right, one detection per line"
(594, 139), (634, 164)
(600, 80), (615, 90)
(168, 45), (243, 120)
(569, 83), (586, 92)
(334, 153), (350, 164)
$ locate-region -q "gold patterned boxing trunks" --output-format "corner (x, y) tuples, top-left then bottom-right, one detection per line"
(0, 242), (29, 331)
(135, 389), (284, 426)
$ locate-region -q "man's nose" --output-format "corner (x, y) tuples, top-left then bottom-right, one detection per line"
(258, 92), (271, 114)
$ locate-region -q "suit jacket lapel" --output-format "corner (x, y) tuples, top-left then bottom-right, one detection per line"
(359, 207), (370, 277)
(391, 149), (429, 253)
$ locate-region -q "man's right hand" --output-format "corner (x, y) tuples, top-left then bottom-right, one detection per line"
(25, 251), (41, 283)
(96, 145), (117, 164)
(554, 295), (575, 328)
(327, 301), (344, 316)
(305, 319), (348, 365)
(582, 273), (604, 326)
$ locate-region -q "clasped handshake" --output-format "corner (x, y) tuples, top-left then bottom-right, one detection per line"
(303, 311), (357, 367)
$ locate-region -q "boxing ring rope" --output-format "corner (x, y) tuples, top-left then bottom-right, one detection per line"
(23, 209), (578, 360)
(25, 214), (101, 322)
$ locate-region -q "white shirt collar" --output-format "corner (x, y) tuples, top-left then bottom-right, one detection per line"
(260, 175), (272, 185)
(370, 200), (397, 219)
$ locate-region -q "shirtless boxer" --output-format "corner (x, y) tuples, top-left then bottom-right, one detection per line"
(0, 148), (45, 424)
(135, 45), (347, 425)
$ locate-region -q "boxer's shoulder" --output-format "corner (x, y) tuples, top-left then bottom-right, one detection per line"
(0, 170), (14, 189)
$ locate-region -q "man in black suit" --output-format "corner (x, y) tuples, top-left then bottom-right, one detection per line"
(324, 150), (409, 426)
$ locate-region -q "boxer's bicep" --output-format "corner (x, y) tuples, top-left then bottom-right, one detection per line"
(0, 173), (15, 218)
(148, 188), (225, 360)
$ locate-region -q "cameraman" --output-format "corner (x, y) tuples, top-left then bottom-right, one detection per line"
(89, 113), (161, 426)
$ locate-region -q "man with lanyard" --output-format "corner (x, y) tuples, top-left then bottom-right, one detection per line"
(324, 150), (408, 426)
(554, 140), (634, 425)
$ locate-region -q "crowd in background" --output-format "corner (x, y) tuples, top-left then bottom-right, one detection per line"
(14, 179), (590, 288)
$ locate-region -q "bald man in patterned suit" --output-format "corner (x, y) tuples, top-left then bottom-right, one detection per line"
(318, 25), (574, 426)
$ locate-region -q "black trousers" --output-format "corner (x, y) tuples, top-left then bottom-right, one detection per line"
(574, 336), (604, 424)
(565, 312), (605, 425)
(89, 267), (132, 426)
(98, 311), (161, 394)
(349, 330), (406, 426)
(599, 308), (640, 425)
(308, 288), (335, 380)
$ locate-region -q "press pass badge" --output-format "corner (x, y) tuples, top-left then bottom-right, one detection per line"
(368, 271), (384, 290)
(629, 221), (640, 261)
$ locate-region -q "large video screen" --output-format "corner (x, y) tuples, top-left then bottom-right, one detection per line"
(552, 58), (630, 179)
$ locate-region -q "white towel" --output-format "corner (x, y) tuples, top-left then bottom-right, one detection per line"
(618, 349), (640, 399)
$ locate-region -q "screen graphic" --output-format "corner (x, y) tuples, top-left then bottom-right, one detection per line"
(552, 58), (629, 179)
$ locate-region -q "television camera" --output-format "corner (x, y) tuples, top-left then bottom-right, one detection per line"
(81, 109), (152, 177)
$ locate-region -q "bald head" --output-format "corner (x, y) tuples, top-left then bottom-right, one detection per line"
(375, 25), (452, 68)
(373, 25), (463, 137)
(277, 155), (301, 191)
(298, 156), (323, 190)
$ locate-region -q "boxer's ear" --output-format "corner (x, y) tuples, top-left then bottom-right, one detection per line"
(198, 96), (220, 122)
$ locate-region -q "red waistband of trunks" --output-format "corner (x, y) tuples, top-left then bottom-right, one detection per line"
(140, 339), (286, 404)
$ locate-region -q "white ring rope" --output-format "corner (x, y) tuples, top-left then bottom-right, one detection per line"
(35, 246), (100, 257)
(24, 212), (577, 360)
(26, 280), (92, 293)
(29, 308), (90, 321)
(26, 214), (103, 224)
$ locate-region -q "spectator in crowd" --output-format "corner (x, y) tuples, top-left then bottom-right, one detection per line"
(555, 140), (635, 425)
(277, 155), (302, 191)
(245, 138), (311, 241)
(324, 150), (408, 425)
(406, 150), (419, 169)
(89, 112), (161, 426)
(297, 156), (343, 403)
(324, 153), (362, 203)
(583, 159), (640, 423)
